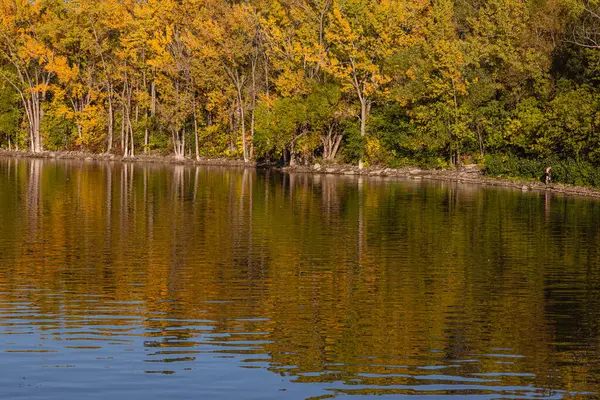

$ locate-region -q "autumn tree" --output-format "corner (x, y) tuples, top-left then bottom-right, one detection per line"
(0, 0), (66, 152)
(324, 0), (427, 168)
(411, 0), (472, 166)
(147, 0), (193, 160)
(200, 0), (261, 162)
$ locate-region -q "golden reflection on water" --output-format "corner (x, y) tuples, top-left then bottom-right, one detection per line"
(1, 157), (600, 398)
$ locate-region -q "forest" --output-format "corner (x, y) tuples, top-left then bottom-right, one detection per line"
(1, 0), (600, 184)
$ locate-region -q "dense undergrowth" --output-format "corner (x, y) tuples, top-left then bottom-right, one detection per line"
(483, 155), (600, 188)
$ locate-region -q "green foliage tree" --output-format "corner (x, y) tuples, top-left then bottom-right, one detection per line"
(0, 76), (21, 148)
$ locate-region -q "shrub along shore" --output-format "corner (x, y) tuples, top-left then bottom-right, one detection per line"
(3, 150), (600, 200)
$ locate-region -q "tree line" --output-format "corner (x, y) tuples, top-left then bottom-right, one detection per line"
(1, 0), (599, 172)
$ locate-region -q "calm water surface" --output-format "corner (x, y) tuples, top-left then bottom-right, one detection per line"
(1, 157), (600, 399)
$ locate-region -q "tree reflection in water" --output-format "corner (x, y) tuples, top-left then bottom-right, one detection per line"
(0, 157), (599, 398)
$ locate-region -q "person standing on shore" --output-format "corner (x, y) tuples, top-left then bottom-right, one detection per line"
(545, 167), (552, 185)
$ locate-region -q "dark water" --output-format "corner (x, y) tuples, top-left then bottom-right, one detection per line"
(1, 158), (600, 399)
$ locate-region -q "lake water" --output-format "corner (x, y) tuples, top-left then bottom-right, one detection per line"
(1, 157), (600, 399)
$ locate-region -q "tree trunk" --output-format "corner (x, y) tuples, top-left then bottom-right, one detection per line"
(127, 111), (135, 157)
(144, 111), (149, 154)
(194, 111), (200, 161)
(289, 143), (296, 167)
(142, 69), (148, 154)
(128, 85), (135, 157)
(321, 125), (342, 161)
(331, 135), (342, 161)
(107, 93), (114, 153)
(250, 54), (257, 160)
(229, 107), (237, 154)
(124, 116), (129, 158)
(324, 135), (342, 161)
(120, 80), (127, 155)
(182, 126), (186, 159)
(151, 77), (156, 115)
(358, 99), (370, 169)
(172, 128), (185, 160)
(29, 92), (43, 153)
(237, 87), (248, 162)
(455, 143), (460, 167)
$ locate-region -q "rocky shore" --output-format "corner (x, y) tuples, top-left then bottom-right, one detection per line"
(0, 149), (255, 167)
(3, 149), (600, 200)
(284, 162), (600, 199)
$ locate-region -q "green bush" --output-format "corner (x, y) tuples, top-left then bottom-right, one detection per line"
(341, 121), (364, 164)
(484, 154), (600, 187)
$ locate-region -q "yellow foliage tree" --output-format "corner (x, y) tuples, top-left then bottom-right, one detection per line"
(324, 0), (428, 167)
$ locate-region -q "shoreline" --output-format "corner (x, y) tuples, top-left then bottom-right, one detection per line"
(0, 149), (255, 167)
(2, 149), (600, 200)
(284, 164), (600, 200)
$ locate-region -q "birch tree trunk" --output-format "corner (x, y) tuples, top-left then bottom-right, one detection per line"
(107, 90), (114, 153)
(358, 99), (370, 170)
(194, 111), (200, 161)
(236, 85), (248, 162)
